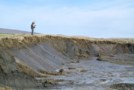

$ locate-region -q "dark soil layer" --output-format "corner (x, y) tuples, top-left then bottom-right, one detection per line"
(110, 83), (134, 90)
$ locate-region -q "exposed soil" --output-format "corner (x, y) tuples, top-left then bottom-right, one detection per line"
(110, 83), (134, 90)
(0, 35), (133, 90)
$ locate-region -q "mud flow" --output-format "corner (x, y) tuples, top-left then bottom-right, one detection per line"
(36, 59), (134, 90)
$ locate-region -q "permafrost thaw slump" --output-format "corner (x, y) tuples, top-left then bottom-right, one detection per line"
(0, 35), (134, 90)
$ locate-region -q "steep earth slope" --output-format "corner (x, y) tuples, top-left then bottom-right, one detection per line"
(0, 35), (133, 89)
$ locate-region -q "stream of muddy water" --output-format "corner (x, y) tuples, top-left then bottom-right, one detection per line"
(21, 59), (134, 90)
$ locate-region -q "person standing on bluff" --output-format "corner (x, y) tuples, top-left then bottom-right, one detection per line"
(31, 22), (36, 35)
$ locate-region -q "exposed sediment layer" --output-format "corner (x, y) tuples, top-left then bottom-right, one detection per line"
(0, 35), (133, 88)
(110, 83), (134, 90)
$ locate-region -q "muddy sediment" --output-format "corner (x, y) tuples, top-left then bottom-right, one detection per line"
(0, 35), (133, 89)
(110, 83), (134, 90)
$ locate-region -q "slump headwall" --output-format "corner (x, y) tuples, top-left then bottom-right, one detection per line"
(0, 35), (134, 88)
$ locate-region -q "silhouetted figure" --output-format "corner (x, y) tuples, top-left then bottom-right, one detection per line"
(31, 22), (36, 35)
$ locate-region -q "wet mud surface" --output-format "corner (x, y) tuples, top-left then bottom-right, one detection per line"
(36, 58), (134, 90)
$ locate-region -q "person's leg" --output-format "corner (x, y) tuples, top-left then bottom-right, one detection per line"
(31, 28), (34, 35)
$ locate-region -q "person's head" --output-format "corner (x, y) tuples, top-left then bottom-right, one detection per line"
(32, 21), (35, 24)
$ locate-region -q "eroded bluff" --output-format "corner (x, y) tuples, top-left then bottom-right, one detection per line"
(0, 35), (133, 89)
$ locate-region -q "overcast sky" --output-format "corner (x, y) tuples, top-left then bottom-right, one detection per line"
(0, 0), (134, 38)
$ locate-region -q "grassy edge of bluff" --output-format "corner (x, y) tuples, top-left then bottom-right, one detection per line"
(0, 34), (134, 49)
